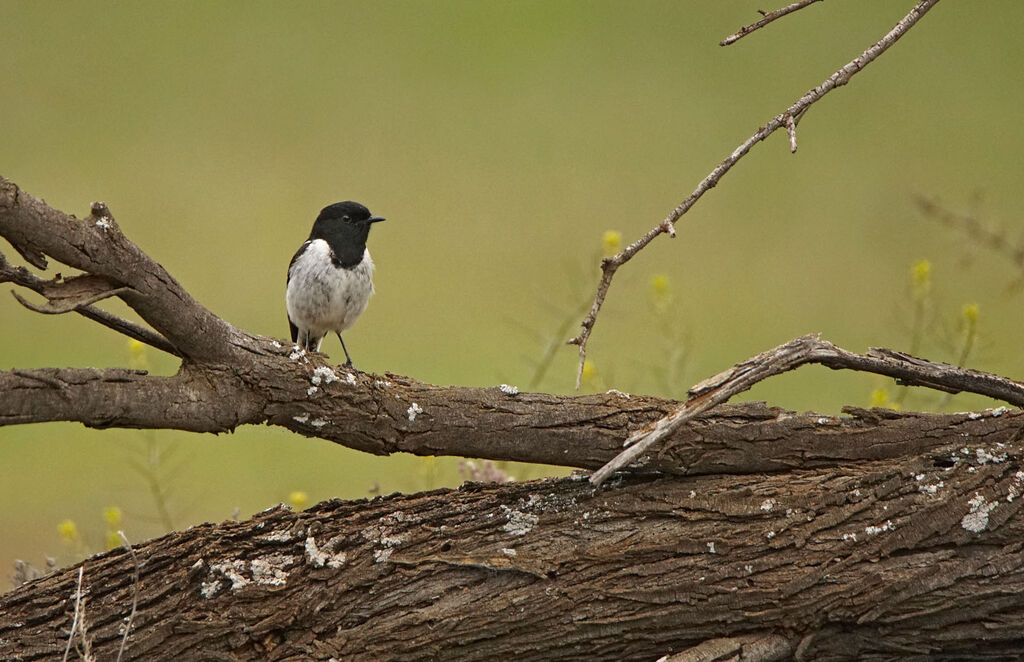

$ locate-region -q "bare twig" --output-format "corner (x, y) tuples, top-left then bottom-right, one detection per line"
(0, 250), (181, 357)
(62, 566), (84, 662)
(116, 531), (140, 662)
(568, 0), (942, 389)
(720, 0), (826, 47)
(785, 113), (799, 153)
(590, 332), (1023, 486)
(916, 195), (1024, 278)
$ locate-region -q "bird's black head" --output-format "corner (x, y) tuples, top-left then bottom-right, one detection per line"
(315, 201), (385, 227)
(309, 201), (385, 268)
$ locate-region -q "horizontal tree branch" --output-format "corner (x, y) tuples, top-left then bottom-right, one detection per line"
(5, 361), (1024, 482)
(591, 334), (1024, 485)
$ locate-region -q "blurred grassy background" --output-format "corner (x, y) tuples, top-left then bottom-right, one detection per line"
(2, 0), (1023, 585)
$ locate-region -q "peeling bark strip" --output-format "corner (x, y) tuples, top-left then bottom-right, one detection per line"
(5, 434), (1024, 662)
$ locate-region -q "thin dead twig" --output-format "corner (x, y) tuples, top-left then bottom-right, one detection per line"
(568, 0), (943, 389)
(116, 531), (140, 662)
(916, 196), (1024, 276)
(62, 566), (84, 662)
(721, 0), (826, 47)
(590, 332), (1023, 486)
(0, 249), (181, 357)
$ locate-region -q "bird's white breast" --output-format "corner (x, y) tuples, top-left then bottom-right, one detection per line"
(286, 239), (375, 335)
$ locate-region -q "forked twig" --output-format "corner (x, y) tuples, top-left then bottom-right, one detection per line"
(567, 0), (943, 389)
(590, 333), (1024, 486)
(720, 0), (826, 47)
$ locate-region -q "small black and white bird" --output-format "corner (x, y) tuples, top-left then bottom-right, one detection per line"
(286, 201), (385, 368)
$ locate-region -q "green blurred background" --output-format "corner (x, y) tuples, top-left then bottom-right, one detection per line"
(2, 1), (1023, 586)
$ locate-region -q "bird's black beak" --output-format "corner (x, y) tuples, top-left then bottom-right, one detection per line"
(370, 216), (386, 223)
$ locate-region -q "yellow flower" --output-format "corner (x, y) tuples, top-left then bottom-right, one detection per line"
(288, 491), (309, 509)
(650, 274), (670, 296)
(962, 303), (979, 325)
(869, 389), (889, 409)
(581, 360), (597, 382)
(103, 506), (123, 528)
(911, 259), (931, 298)
(128, 339), (149, 370)
(57, 519), (79, 543)
(602, 230), (622, 258)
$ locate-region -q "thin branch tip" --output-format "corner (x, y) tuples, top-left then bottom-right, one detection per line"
(574, 0), (941, 388)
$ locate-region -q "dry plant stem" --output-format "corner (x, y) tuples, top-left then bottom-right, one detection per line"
(116, 532), (139, 662)
(916, 195), (1024, 276)
(720, 0), (826, 47)
(62, 566), (84, 662)
(568, 0), (943, 389)
(590, 332), (1024, 486)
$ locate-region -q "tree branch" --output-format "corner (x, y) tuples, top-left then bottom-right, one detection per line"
(0, 178), (242, 363)
(591, 333), (1024, 486)
(567, 0), (942, 389)
(720, 0), (826, 47)
(0, 249), (181, 356)
(6, 441), (1024, 661)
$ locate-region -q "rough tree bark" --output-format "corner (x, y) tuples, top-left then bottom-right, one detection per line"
(6, 2), (1023, 658)
(5, 178), (1024, 662)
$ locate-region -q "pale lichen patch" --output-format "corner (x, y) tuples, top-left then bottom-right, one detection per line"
(259, 530), (296, 543)
(962, 494), (997, 533)
(760, 498), (776, 512)
(407, 403), (423, 422)
(293, 414), (310, 424)
(499, 383), (519, 395)
(500, 505), (539, 536)
(865, 520), (895, 536)
(305, 536), (347, 569)
(311, 366), (340, 386)
(250, 554), (296, 586)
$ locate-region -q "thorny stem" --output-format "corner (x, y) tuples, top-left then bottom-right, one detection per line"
(567, 0), (943, 389)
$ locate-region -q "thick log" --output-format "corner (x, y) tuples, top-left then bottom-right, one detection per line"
(3, 418), (1024, 661)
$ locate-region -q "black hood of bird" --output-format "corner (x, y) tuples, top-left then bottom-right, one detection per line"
(310, 201), (385, 269)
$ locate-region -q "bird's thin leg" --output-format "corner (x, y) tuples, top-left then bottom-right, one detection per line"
(336, 332), (355, 369)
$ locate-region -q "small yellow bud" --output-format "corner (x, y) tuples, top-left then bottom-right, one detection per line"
(581, 360), (597, 382)
(128, 339), (148, 369)
(103, 506), (122, 528)
(911, 259), (931, 297)
(962, 303), (979, 325)
(602, 231), (622, 258)
(869, 389), (889, 409)
(650, 274), (670, 297)
(288, 491), (309, 509)
(57, 519), (79, 543)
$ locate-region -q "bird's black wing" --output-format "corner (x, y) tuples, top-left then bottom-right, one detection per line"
(286, 241), (311, 343)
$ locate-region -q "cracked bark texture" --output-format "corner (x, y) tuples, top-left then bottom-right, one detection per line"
(6, 173), (1024, 660)
(4, 425), (1024, 661)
